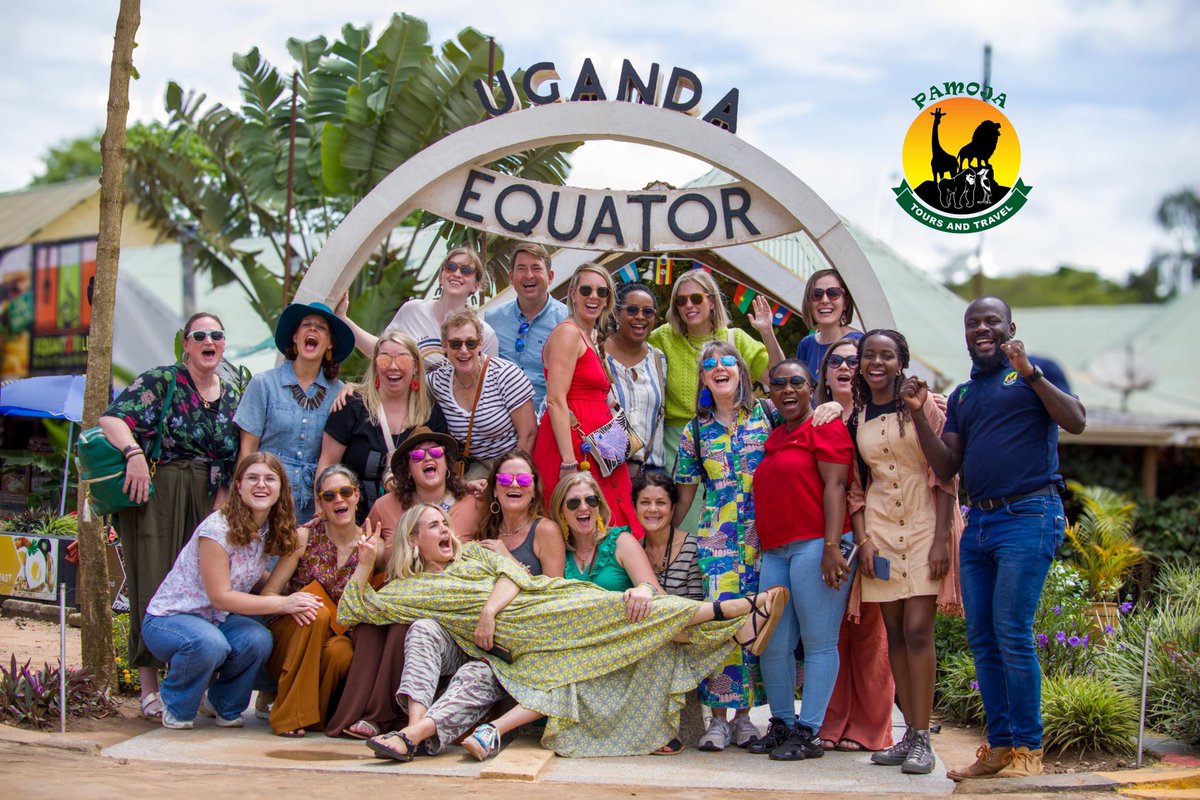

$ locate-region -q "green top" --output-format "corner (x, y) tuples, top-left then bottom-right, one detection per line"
(647, 325), (770, 425)
(564, 529), (634, 591)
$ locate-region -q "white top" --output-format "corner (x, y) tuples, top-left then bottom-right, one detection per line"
(384, 298), (499, 369)
(426, 357), (534, 460)
(605, 346), (668, 468)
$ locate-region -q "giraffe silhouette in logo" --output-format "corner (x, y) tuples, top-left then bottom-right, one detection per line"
(930, 108), (958, 184)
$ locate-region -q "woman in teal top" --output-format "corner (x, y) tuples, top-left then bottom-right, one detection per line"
(550, 472), (663, 596)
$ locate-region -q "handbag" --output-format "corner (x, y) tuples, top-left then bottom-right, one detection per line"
(573, 412), (630, 478)
(77, 372), (177, 517)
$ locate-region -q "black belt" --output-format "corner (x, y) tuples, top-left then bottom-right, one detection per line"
(971, 486), (1056, 511)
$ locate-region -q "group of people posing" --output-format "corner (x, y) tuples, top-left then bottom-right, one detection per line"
(98, 241), (1085, 781)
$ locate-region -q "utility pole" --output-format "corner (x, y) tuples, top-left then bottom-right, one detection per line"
(971, 44), (992, 299)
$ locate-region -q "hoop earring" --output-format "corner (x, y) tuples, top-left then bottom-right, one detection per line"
(434, 284), (443, 299)
(490, 500), (501, 515)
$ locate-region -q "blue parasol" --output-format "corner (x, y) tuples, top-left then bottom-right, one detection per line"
(0, 374), (89, 513)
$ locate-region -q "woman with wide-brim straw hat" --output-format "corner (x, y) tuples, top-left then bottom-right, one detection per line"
(235, 301), (355, 522)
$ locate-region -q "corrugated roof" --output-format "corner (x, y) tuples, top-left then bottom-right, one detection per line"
(0, 177), (99, 249)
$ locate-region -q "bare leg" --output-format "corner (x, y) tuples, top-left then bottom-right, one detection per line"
(880, 600), (914, 725)
(139, 666), (159, 698)
(903, 596), (938, 730)
(488, 704), (545, 737)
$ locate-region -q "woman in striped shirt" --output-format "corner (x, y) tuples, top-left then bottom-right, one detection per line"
(603, 282), (667, 477)
(634, 470), (702, 600)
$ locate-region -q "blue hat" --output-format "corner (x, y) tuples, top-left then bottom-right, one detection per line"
(274, 302), (356, 363)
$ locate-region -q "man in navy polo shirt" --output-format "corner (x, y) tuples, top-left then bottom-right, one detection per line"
(906, 297), (1085, 781)
(484, 242), (567, 412)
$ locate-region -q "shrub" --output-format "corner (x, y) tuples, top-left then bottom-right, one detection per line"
(935, 611), (968, 679)
(934, 651), (986, 725)
(1041, 675), (1137, 755)
(1063, 482), (1145, 601)
(1134, 494), (1200, 566)
(1034, 561), (1105, 677)
(0, 654), (117, 728)
(112, 612), (139, 695)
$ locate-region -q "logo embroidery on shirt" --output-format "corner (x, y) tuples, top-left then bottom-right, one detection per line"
(1003, 370), (1019, 386)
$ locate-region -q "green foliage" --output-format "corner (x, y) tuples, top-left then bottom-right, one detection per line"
(934, 651), (986, 725)
(1034, 561), (1104, 677)
(0, 510), (76, 536)
(1134, 495), (1200, 565)
(28, 131), (102, 186)
(0, 655), (116, 728)
(112, 613), (139, 695)
(1041, 675), (1137, 754)
(947, 265), (1156, 307)
(934, 611), (968, 677)
(1063, 482), (1145, 601)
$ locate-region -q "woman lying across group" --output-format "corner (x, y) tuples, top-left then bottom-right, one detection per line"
(339, 503), (790, 760)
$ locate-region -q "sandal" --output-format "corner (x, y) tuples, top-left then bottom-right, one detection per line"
(140, 692), (163, 721)
(836, 738), (865, 752)
(346, 719), (381, 740)
(822, 738), (837, 751)
(652, 737), (685, 755)
(367, 730), (416, 762)
(277, 728), (306, 738)
(738, 586), (790, 656)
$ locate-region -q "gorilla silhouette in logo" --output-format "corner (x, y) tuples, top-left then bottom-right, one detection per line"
(957, 120), (1001, 171)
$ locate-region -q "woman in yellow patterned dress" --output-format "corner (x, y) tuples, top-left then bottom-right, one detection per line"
(338, 504), (788, 758)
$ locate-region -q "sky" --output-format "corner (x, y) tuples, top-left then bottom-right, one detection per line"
(3, 0), (1197, 282)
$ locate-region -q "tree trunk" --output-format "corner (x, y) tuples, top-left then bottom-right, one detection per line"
(77, 0), (141, 691)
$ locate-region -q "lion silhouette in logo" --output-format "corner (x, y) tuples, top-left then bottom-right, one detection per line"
(957, 120), (1001, 171)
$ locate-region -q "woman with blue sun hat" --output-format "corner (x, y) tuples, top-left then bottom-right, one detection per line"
(235, 301), (355, 522)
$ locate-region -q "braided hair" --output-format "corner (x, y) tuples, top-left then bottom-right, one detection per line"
(851, 329), (912, 437)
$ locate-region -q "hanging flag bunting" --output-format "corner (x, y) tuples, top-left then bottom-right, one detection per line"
(771, 304), (793, 326)
(733, 285), (757, 313)
(654, 256), (673, 285)
(614, 261), (640, 284)
(692, 260), (714, 273)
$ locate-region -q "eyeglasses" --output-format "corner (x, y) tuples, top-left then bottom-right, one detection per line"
(186, 330), (226, 343)
(811, 287), (844, 301)
(495, 472), (534, 487)
(826, 354), (859, 369)
(770, 375), (812, 388)
(576, 285), (610, 298)
(445, 338), (480, 351)
(408, 447), (445, 461)
(674, 292), (709, 308)
(242, 473), (278, 486)
(319, 486), (358, 502)
(514, 321), (531, 353)
(623, 305), (657, 318)
(701, 355), (738, 371)
(443, 260), (478, 277)
(375, 352), (415, 371)
(565, 494), (600, 511)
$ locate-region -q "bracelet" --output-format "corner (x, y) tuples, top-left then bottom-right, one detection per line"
(124, 449), (145, 461)
(824, 540), (838, 548)
(858, 535), (873, 547)
(638, 582), (660, 596)
(121, 443), (140, 457)
(560, 462), (579, 471)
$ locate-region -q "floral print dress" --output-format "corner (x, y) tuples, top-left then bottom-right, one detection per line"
(674, 402), (774, 708)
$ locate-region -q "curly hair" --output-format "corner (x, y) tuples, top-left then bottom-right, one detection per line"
(221, 452), (298, 557)
(630, 469), (679, 508)
(851, 329), (912, 437)
(389, 441), (469, 508)
(387, 503), (464, 580)
(480, 451), (547, 541)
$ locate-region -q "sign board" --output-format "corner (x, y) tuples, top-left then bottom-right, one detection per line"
(31, 238), (95, 375)
(0, 533), (59, 601)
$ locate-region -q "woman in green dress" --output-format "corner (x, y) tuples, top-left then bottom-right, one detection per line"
(338, 504), (788, 758)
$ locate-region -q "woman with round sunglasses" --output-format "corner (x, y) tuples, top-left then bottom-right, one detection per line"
(794, 269), (862, 379)
(673, 340), (778, 752)
(99, 311), (245, 721)
(336, 246), (500, 368)
(534, 263), (640, 534)
(326, 427), (482, 739)
(345, 504), (788, 759)
(603, 281), (668, 478)
(805, 338), (897, 755)
(258, 465), (383, 736)
(427, 310), (536, 480)
(648, 269), (784, 530)
(235, 302), (354, 522)
(321, 333), (449, 521)
(477, 451), (564, 577)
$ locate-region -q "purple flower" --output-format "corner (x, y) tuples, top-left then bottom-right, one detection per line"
(1036, 633), (1050, 648)
(1052, 604), (1062, 616)
(1068, 635), (1081, 647)
(969, 680), (979, 691)
(1104, 624), (1115, 635)
(1081, 634), (1090, 646)
(1056, 631), (1067, 643)
(1120, 601), (1134, 614)
(1118, 642), (1128, 651)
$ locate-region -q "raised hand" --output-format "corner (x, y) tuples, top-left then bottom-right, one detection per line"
(899, 376), (927, 412)
(747, 295), (774, 334)
(999, 338), (1033, 376)
(356, 520), (381, 564)
(334, 292), (350, 317)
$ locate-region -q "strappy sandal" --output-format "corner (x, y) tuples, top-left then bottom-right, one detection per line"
(836, 738), (866, 751)
(367, 730), (417, 762)
(346, 719), (381, 740)
(140, 692), (163, 721)
(652, 737), (685, 755)
(736, 586), (790, 657)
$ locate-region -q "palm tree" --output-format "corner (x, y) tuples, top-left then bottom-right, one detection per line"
(1064, 481), (1146, 602)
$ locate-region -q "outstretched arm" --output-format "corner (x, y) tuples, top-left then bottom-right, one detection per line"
(747, 295), (786, 375)
(1002, 340), (1086, 434)
(475, 575), (520, 650)
(902, 377), (963, 480)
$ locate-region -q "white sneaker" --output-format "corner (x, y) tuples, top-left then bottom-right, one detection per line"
(199, 693), (244, 727)
(730, 715), (760, 748)
(162, 707), (194, 730)
(698, 716), (732, 751)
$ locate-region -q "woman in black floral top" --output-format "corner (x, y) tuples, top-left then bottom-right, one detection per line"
(99, 311), (243, 720)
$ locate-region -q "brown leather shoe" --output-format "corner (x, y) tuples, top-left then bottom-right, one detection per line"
(947, 744), (1014, 781)
(995, 746), (1044, 778)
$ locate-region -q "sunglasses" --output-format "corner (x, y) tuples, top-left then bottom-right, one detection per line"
(827, 354), (860, 369)
(674, 292), (709, 307)
(409, 447), (445, 461)
(514, 320), (530, 353)
(770, 375), (811, 388)
(443, 260), (478, 277)
(319, 486), (358, 502)
(701, 355), (738, 371)
(446, 338), (480, 351)
(623, 304), (657, 318)
(375, 352), (415, 371)
(186, 329), (225, 343)
(576, 285), (610, 298)
(495, 472), (534, 487)
(811, 287), (845, 301)
(565, 494), (601, 511)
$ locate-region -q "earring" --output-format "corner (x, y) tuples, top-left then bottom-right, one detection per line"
(410, 378), (420, 392)
(324, 348), (332, 362)
(490, 501), (500, 515)
(434, 285), (443, 299)
(699, 387), (713, 407)
(559, 515), (570, 540)
(596, 516), (607, 538)
(374, 375), (381, 389)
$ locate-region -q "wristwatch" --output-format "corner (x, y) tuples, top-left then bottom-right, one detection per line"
(1024, 365), (1044, 384)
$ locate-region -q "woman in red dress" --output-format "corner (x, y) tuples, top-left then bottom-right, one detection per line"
(533, 263), (640, 536)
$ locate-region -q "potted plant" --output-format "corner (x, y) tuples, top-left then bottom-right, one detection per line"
(1063, 481), (1145, 633)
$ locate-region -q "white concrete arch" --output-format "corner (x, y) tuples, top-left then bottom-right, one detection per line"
(295, 101), (895, 328)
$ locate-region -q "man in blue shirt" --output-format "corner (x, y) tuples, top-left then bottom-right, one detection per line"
(905, 297), (1085, 781)
(484, 242), (567, 410)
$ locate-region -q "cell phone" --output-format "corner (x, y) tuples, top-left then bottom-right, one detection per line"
(873, 555), (891, 581)
(838, 540), (859, 566)
(485, 643), (514, 664)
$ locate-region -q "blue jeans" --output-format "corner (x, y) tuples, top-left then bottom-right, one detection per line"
(142, 612), (274, 721)
(759, 535), (853, 733)
(959, 494), (1065, 749)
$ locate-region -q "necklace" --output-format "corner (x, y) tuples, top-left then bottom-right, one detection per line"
(290, 383), (327, 411)
(499, 515), (532, 539)
(573, 546), (597, 576)
(646, 525), (677, 578)
(200, 384), (222, 410)
(455, 366), (481, 390)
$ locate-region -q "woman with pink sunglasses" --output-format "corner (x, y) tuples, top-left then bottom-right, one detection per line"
(477, 451), (565, 578)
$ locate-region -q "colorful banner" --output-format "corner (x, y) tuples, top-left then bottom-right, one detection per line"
(733, 284), (757, 312)
(614, 261), (640, 283)
(0, 534), (59, 602)
(654, 256), (674, 285)
(30, 239), (96, 375)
